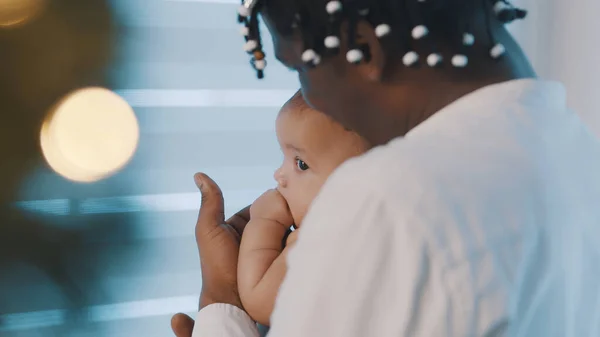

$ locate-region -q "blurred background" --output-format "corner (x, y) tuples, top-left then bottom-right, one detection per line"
(0, 0), (598, 336)
(0, 0), (296, 336)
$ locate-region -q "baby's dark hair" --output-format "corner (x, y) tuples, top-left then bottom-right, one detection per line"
(237, 0), (526, 78)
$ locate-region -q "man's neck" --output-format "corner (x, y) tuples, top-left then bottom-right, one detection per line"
(360, 36), (536, 146)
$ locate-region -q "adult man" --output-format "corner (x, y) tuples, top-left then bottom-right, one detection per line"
(173, 0), (600, 336)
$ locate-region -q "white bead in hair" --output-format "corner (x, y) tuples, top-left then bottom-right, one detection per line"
(375, 24), (391, 38)
(238, 5), (250, 18)
(240, 26), (249, 36)
(463, 33), (475, 46)
(490, 43), (506, 58)
(427, 53), (442, 67)
(254, 59), (266, 70)
(451, 54), (468, 67)
(312, 54), (322, 65)
(346, 49), (364, 64)
(493, 1), (511, 15)
(411, 25), (429, 40)
(326, 1), (342, 14)
(301, 49), (318, 63)
(402, 51), (419, 66)
(244, 40), (258, 52)
(324, 35), (341, 49)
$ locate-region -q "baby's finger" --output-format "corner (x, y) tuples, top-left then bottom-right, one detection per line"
(286, 230), (299, 247)
(243, 219), (289, 253)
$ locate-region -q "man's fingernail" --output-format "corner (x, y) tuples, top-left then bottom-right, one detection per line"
(194, 173), (203, 189)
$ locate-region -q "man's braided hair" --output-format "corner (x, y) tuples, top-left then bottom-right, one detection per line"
(238, 0), (526, 79)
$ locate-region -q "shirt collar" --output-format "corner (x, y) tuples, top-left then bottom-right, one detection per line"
(406, 79), (567, 138)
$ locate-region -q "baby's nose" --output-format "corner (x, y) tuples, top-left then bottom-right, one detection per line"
(273, 167), (287, 188)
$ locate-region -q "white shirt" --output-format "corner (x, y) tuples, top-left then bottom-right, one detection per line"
(192, 79), (600, 337)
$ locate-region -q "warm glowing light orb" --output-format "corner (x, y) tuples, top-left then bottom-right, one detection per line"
(41, 87), (139, 183)
(0, 0), (46, 28)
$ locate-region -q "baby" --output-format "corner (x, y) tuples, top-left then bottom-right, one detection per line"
(238, 90), (369, 326)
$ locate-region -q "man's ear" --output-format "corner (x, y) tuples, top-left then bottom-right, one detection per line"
(354, 20), (386, 82)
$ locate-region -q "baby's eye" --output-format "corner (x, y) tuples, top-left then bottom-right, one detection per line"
(295, 158), (310, 171)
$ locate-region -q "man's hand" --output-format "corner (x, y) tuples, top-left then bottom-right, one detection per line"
(171, 313), (195, 337)
(193, 172), (249, 310)
(171, 173), (253, 337)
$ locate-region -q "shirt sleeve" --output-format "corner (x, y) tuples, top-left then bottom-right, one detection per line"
(267, 164), (445, 337)
(191, 304), (260, 337)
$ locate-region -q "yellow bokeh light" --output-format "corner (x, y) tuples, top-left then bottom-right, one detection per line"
(0, 0), (46, 28)
(40, 87), (139, 183)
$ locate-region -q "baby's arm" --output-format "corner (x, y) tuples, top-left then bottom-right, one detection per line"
(238, 218), (288, 325)
(238, 190), (295, 326)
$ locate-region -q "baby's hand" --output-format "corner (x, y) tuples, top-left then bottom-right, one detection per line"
(250, 189), (294, 228)
(238, 189), (295, 326)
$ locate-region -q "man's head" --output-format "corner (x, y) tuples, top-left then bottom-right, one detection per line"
(239, 0), (533, 145)
(274, 90), (368, 225)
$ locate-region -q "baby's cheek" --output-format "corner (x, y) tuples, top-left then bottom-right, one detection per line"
(281, 177), (324, 227)
(295, 189), (324, 227)
(291, 210), (305, 228)
(298, 178), (334, 226)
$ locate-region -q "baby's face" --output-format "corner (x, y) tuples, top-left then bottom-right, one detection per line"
(274, 104), (367, 225)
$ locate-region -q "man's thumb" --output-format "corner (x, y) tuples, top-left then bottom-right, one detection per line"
(194, 173), (226, 237)
(171, 313), (195, 337)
